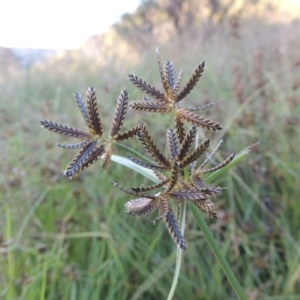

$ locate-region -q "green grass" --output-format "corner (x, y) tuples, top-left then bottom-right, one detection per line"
(1, 18), (300, 299)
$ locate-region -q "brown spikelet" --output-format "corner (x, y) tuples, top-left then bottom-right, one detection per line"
(177, 61), (205, 102)
(178, 108), (223, 131)
(191, 174), (207, 190)
(74, 92), (89, 125)
(176, 125), (196, 161)
(187, 102), (216, 111)
(132, 179), (169, 193)
(164, 61), (176, 90)
(169, 189), (207, 201)
(176, 200), (181, 222)
(125, 198), (158, 216)
(64, 141), (102, 178)
(164, 209), (186, 250)
(129, 101), (172, 113)
(192, 200), (218, 218)
(156, 48), (170, 92)
(202, 153), (236, 174)
(126, 155), (167, 171)
(199, 187), (222, 196)
(153, 197), (169, 224)
(111, 181), (156, 199)
(180, 139), (210, 168)
(174, 114), (186, 143)
(101, 145), (112, 170)
(154, 170), (167, 181)
(173, 70), (183, 98)
(167, 128), (179, 161)
(86, 86), (103, 136)
(40, 120), (92, 140)
(115, 125), (140, 141)
(138, 123), (170, 168)
(163, 162), (180, 194)
(110, 90), (128, 137)
(57, 139), (93, 149)
(128, 74), (166, 101)
(198, 139), (224, 170)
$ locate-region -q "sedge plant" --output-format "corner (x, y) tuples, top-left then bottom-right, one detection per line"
(40, 48), (249, 299)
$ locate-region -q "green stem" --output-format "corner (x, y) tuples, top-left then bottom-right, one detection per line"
(189, 203), (247, 300)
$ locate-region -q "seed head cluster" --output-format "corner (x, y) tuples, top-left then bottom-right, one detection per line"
(40, 49), (235, 250)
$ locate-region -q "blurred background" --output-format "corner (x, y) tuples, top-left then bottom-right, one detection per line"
(1, 0), (300, 299)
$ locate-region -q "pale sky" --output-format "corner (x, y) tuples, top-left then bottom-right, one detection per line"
(0, 0), (140, 49)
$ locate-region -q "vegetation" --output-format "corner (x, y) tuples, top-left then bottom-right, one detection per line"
(1, 1), (300, 299)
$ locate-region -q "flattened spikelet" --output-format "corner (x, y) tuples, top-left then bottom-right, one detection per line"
(198, 139), (224, 170)
(173, 70), (183, 98)
(164, 162), (180, 194)
(177, 61), (205, 101)
(178, 109), (223, 131)
(115, 125), (140, 141)
(164, 60), (175, 91)
(111, 181), (156, 199)
(167, 128), (179, 161)
(192, 200), (218, 218)
(132, 179), (169, 192)
(174, 114), (186, 143)
(101, 146), (112, 170)
(153, 197), (169, 224)
(74, 92), (89, 124)
(128, 74), (166, 101)
(169, 189), (207, 201)
(138, 123), (170, 168)
(154, 170), (167, 181)
(191, 174), (207, 190)
(156, 48), (170, 92)
(164, 209), (186, 250)
(110, 90), (128, 137)
(86, 86), (103, 135)
(176, 125), (196, 161)
(202, 153), (236, 174)
(125, 198), (158, 216)
(129, 101), (172, 113)
(64, 141), (101, 178)
(57, 139), (92, 149)
(180, 139), (210, 168)
(176, 200), (181, 222)
(40, 120), (92, 140)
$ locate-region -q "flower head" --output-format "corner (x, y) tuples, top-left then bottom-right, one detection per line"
(40, 87), (139, 178)
(128, 48), (222, 142)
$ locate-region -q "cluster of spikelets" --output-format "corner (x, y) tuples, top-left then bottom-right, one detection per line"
(40, 49), (235, 250)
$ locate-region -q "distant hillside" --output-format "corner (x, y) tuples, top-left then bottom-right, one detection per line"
(11, 48), (56, 66)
